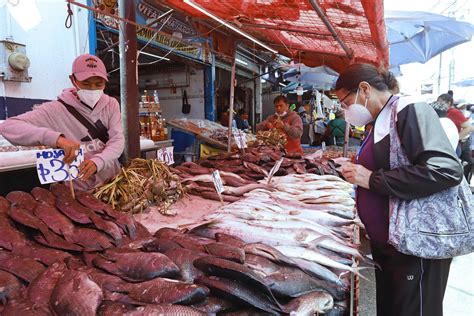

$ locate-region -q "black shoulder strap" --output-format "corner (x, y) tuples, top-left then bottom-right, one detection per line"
(58, 98), (109, 144)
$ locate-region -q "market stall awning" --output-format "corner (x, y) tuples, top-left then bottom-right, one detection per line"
(158, 0), (389, 72)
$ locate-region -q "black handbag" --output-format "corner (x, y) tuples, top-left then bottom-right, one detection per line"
(182, 90), (191, 114)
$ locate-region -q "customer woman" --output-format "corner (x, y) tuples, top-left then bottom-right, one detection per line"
(336, 63), (463, 316)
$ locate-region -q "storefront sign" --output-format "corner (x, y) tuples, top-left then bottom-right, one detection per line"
(36, 148), (84, 184)
(156, 146), (174, 165)
(95, 0), (211, 64)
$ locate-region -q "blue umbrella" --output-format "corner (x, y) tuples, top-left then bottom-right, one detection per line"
(454, 77), (474, 88)
(283, 65), (339, 90)
(386, 11), (474, 67)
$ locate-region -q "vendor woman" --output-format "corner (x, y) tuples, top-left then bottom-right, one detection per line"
(0, 54), (124, 191)
(257, 95), (304, 154)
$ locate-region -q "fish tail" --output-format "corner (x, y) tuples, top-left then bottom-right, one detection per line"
(350, 266), (373, 281)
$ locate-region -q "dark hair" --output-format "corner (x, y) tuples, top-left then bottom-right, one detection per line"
(274, 95), (288, 105)
(447, 90), (454, 97)
(437, 93), (454, 106)
(335, 63), (399, 94)
(237, 109), (247, 116)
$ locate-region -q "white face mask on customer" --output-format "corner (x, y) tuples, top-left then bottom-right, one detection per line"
(344, 88), (372, 126)
(76, 89), (104, 108)
(276, 111), (287, 117)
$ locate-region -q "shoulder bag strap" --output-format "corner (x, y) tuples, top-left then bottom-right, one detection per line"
(58, 98), (109, 144)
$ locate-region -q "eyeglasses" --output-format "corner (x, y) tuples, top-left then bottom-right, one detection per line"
(339, 90), (353, 109)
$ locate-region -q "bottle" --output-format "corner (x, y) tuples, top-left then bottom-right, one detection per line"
(162, 117), (168, 139)
(153, 90), (161, 112)
(143, 90), (149, 108)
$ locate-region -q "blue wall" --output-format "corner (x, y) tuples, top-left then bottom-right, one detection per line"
(0, 97), (51, 120)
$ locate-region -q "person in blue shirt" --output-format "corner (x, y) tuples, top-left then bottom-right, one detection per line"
(235, 109), (250, 131)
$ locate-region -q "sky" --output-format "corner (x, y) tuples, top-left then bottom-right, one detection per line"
(384, 0), (474, 103)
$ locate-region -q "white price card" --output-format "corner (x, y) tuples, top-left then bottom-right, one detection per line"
(157, 146), (175, 165)
(212, 170), (225, 194)
(233, 131), (247, 149)
(36, 147), (84, 184)
(267, 158), (284, 184)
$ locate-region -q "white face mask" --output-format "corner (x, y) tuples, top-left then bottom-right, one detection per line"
(76, 89), (104, 108)
(344, 88), (372, 126)
(276, 111), (287, 117)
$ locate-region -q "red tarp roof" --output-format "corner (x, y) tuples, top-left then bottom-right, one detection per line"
(158, 0), (389, 72)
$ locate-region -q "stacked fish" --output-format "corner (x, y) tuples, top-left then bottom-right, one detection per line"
(174, 146), (342, 202)
(189, 174), (373, 313)
(0, 184), (347, 315)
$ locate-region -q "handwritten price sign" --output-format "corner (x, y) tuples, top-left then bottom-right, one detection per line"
(36, 147), (84, 184)
(212, 170), (224, 194)
(233, 132), (247, 149)
(157, 146), (175, 165)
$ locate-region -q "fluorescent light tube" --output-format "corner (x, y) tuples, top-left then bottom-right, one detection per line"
(235, 58), (248, 66)
(139, 51), (170, 61)
(279, 82), (287, 87)
(183, 0), (278, 54)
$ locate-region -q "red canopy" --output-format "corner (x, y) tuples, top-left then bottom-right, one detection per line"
(159, 0), (389, 72)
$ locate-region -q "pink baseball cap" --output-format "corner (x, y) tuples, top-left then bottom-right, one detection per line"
(72, 54), (108, 82)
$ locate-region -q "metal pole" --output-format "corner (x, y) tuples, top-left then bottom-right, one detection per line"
(308, 0), (353, 59)
(228, 53), (237, 153)
(438, 53), (443, 95)
(119, 0), (139, 162)
(343, 123), (350, 157)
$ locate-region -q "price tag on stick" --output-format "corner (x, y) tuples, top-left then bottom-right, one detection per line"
(267, 158), (284, 185)
(36, 147), (85, 184)
(156, 146), (175, 165)
(212, 170), (225, 205)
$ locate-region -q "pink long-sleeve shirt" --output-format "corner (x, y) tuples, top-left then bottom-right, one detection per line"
(0, 88), (124, 191)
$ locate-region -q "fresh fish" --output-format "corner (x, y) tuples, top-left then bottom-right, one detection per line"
(265, 266), (345, 300)
(2, 299), (51, 316)
(243, 243), (298, 267)
(275, 246), (369, 280)
(154, 227), (182, 239)
(172, 235), (206, 253)
(284, 291), (334, 315)
(134, 222), (152, 239)
(124, 277), (209, 305)
(0, 251), (46, 283)
(164, 248), (207, 283)
(97, 301), (136, 315)
(7, 205), (49, 234)
(27, 261), (67, 307)
(191, 296), (236, 314)
(325, 303), (348, 316)
(31, 187), (56, 206)
(200, 191), (240, 203)
(68, 227), (114, 251)
(50, 183), (74, 198)
(93, 250), (180, 282)
(223, 183), (268, 196)
(6, 191), (37, 212)
(13, 242), (72, 266)
(0, 196), (9, 213)
(196, 275), (280, 315)
(35, 230), (83, 252)
(0, 213), (28, 250)
(215, 233), (246, 248)
(205, 242), (245, 263)
(87, 213), (123, 246)
(243, 161), (269, 176)
(244, 254), (280, 278)
(124, 304), (206, 316)
(291, 258), (349, 289)
(55, 195), (92, 224)
(193, 256), (282, 309)
(142, 238), (182, 253)
(0, 270), (23, 302)
(50, 270), (103, 316)
(76, 192), (136, 239)
(34, 202), (75, 238)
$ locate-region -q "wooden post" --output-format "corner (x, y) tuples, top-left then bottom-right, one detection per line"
(227, 53), (237, 153)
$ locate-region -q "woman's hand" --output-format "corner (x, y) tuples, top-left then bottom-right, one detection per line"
(341, 162), (372, 189)
(56, 136), (81, 164)
(78, 160), (97, 181)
